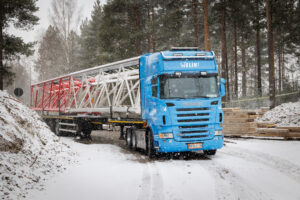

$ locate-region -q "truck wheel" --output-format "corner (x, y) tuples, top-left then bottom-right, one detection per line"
(49, 119), (56, 132)
(83, 129), (92, 138)
(126, 128), (132, 148)
(204, 150), (217, 156)
(54, 120), (61, 136)
(131, 128), (137, 151)
(146, 129), (155, 158)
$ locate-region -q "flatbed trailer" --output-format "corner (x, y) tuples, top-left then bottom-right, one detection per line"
(31, 47), (225, 157)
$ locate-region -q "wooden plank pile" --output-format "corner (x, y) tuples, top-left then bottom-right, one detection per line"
(223, 108), (300, 139)
(223, 108), (259, 136)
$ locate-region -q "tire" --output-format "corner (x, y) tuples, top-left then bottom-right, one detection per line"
(49, 119), (56, 132)
(146, 129), (155, 158)
(82, 129), (92, 138)
(54, 120), (61, 136)
(126, 128), (132, 148)
(203, 150), (217, 156)
(131, 128), (137, 151)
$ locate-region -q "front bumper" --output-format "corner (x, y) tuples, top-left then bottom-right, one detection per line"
(155, 135), (224, 153)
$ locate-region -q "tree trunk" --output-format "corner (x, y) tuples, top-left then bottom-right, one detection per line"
(134, 4), (141, 55)
(255, 0), (262, 97)
(192, 0), (198, 47)
(203, 0), (210, 51)
(256, 23), (262, 97)
(282, 44), (285, 90)
(241, 34), (247, 97)
(0, 3), (3, 90)
(147, 2), (151, 53)
(151, 5), (156, 52)
(221, 0), (230, 100)
(266, 0), (276, 108)
(278, 45), (282, 93)
(234, 20), (238, 98)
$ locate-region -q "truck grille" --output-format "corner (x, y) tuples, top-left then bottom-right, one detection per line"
(176, 107), (209, 111)
(174, 107), (212, 141)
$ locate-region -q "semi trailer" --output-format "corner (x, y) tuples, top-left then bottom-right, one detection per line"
(31, 47), (225, 157)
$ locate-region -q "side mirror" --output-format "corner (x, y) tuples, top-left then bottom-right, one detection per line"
(220, 78), (226, 97)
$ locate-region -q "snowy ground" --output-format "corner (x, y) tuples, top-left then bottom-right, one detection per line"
(26, 131), (300, 200)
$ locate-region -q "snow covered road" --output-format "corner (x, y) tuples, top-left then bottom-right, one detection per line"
(26, 131), (300, 200)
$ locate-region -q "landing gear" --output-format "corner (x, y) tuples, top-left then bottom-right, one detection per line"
(204, 150), (217, 156)
(119, 125), (125, 140)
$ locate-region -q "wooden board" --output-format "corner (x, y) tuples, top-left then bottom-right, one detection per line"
(257, 122), (276, 128)
(277, 127), (300, 132)
(256, 128), (289, 134)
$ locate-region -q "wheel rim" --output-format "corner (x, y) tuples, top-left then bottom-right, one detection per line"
(132, 133), (136, 148)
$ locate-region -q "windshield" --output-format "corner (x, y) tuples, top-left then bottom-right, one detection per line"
(160, 74), (219, 99)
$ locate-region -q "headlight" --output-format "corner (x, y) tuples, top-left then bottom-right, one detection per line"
(215, 130), (223, 136)
(159, 133), (173, 139)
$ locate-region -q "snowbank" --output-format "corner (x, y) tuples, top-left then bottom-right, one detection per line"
(0, 90), (76, 199)
(257, 100), (300, 127)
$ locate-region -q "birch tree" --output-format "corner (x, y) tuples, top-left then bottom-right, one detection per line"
(50, 0), (81, 72)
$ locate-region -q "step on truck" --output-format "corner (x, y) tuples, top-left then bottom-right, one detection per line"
(31, 47), (225, 157)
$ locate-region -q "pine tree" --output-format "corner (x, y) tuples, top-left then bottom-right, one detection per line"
(0, 0), (39, 90)
(202, 0), (210, 51)
(79, 0), (102, 69)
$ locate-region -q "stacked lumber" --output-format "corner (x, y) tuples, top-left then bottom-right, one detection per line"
(223, 108), (300, 139)
(254, 126), (300, 139)
(223, 108), (259, 136)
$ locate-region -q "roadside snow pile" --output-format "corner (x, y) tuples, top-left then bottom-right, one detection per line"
(257, 100), (300, 127)
(0, 90), (77, 200)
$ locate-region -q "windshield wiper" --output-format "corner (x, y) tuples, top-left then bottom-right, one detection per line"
(192, 95), (217, 98)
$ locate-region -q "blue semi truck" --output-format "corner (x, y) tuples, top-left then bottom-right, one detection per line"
(137, 47), (225, 157)
(33, 47), (225, 158)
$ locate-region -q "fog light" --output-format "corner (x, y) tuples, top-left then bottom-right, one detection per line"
(215, 130), (223, 136)
(159, 133), (173, 139)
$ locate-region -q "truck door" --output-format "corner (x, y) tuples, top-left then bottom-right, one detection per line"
(145, 76), (160, 124)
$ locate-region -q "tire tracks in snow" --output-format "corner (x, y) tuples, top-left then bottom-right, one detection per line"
(200, 156), (273, 200)
(137, 161), (165, 200)
(223, 146), (300, 184)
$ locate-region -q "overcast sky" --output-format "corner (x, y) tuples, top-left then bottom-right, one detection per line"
(9, 0), (106, 43)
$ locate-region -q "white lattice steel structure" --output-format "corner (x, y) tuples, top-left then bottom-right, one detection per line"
(31, 56), (141, 117)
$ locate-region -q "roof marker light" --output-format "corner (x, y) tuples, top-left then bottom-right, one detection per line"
(200, 72), (207, 76)
(173, 53), (183, 56)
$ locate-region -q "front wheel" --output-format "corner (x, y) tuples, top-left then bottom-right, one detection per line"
(203, 150), (217, 156)
(146, 129), (155, 158)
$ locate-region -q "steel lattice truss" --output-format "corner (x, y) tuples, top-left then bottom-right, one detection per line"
(31, 57), (141, 115)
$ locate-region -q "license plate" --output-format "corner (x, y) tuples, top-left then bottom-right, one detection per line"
(188, 143), (203, 149)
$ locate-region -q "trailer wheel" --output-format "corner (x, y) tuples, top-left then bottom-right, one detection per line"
(54, 120), (61, 136)
(204, 150), (217, 156)
(131, 127), (137, 151)
(126, 128), (132, 148)
(146, 129), (155, 158)
(49, 119), (56, 133)
(82, 129), (92, 138)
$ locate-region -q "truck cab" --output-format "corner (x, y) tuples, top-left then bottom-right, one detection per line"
(140, 48), (225, 155)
